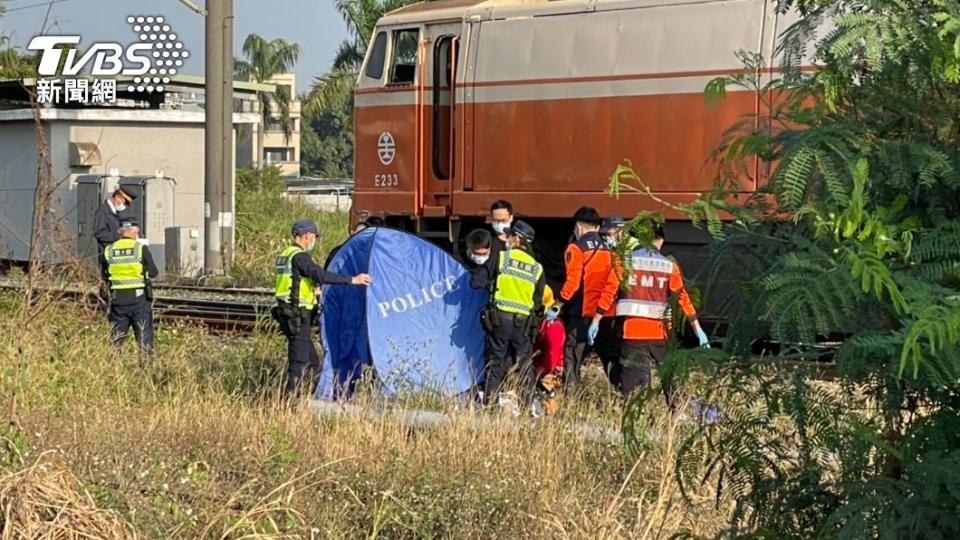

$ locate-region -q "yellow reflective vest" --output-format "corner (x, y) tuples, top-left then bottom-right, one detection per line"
(104, 238), (145, 290)
(275, 246), (317, 309)
(493, 249), (543, 316)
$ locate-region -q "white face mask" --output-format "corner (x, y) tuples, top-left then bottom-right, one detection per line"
(114, 202), (127, 212)
(469, 253), (489, 265)
(306, 241), (316, 252)
(491, 222), (509, 234)
(605, 236), (618, 248)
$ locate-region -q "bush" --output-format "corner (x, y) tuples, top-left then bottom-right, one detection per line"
(232, 165), (348, 287)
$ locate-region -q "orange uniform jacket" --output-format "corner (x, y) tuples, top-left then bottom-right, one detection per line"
(559, 232), (620, 318)
(616, 247), (697, 340)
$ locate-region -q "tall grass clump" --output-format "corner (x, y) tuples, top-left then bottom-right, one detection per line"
(0, 293), (730, 538)
(232, 165), (348, 287)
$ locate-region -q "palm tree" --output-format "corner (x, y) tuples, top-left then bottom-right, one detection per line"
(304, 0), (415, 115)
(235, 34), (301, 146)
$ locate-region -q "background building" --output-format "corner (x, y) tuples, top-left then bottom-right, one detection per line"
(0, 76), (266, 277)
(237, 72), (301, 178)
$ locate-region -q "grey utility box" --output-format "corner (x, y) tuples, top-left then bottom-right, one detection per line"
(165, 227), (204, 278)
(75, 174), (175, 279)
(75, 175), (106, 273)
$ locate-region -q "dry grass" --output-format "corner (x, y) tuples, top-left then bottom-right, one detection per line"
(0, 452), (137, 539)
(0, 292), (729, 538)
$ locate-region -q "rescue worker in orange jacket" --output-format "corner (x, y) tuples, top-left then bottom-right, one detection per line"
(547, 207), (620, 392)
(615, 223), (709, 404)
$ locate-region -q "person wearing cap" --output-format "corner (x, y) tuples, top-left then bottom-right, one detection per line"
(275, 219), (371, 397)
(614, 223), (709, 404)
(104, 217), (158, 357)
(600, 215), (640, 252)
(94, 186), (135, 282)
(471, 220), (545, 408)
(594, 214), (639, 387)
(548, 206), (620, 394)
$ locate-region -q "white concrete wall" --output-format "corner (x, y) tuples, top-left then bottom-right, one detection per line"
(68, 122), (207, 233)
(286, 193), (353, 212)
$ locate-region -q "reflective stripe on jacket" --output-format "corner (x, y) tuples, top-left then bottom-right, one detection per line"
(493, 249), (543, 316)
(616, 247), (697, 340)
(275, 246), (317, 309)
(104, 238), (145, 290)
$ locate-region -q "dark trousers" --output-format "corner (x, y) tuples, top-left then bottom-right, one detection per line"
(279, 310), (319, 397)
(595, 317), (622, 388)
(109, 297), (154, 356)
(484, 312), (534, 405)
(619, 339), (678, 407)
(562, 315), (590, 393)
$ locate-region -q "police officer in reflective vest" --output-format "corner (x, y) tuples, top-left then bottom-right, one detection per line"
(275, 219), (371, 397)
(104, 218), (158, 357)
(471, 220), (546, 405)
(615, 224), (709, 404)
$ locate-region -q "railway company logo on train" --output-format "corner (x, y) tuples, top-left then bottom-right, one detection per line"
(27, 15), (190, 105)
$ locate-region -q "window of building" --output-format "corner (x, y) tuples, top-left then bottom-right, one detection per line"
(266, 118), (284, 132)
(365, 32), (387, 80)
(265, 118), (298, 133)
(264, 147), (292, 163)
(390, 29), (419, 85)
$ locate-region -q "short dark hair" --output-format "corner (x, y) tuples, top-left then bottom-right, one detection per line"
(465, 228), (492, 250)
(364, 216), (385, 228)
(490, 200), (513, 214)
(653, 223), (665, 240)
(573, 206), (601, 226)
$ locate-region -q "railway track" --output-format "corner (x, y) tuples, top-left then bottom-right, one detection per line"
(0, 279), (276, 334)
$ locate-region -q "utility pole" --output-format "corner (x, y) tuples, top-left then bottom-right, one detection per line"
(203, 0), (234, 275)
(221, 0), (234, 269)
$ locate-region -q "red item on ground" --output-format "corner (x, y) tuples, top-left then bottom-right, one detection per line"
(533, 319), (566, 378)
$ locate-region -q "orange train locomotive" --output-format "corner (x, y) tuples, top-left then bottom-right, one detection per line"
(351, 0), (799, 289)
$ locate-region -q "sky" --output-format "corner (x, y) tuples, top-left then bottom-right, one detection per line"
(0, 0), (350, 93)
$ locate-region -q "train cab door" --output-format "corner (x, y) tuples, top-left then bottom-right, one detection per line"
(419, 24), (460, 219)
(354, 26), (423, 221)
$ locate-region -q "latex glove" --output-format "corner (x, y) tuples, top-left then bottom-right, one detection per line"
(695, 327), (710, 348)
(587, 319), (600, 346)
(545, 305), (560, 322)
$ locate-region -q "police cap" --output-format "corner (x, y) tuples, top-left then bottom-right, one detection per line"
(507, 220), (535, 242)
(115, 186), (136, 202)
(600, 215), (627, 233)
(119, 217), (139, 229)
(292, 219), (319, 236)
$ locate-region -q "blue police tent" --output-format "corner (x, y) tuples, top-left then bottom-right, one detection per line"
(315, 227), (488, 400)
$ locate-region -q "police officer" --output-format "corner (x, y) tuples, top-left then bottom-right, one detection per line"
(104, 218), (157, 357)
(614, 224), (709, 404)
(94, 187), (135, 269)
(275, 219), (371, 397)
(471, 220), (546, 406)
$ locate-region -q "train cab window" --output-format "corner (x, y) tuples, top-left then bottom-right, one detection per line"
(390, 29), (419, 85)
(365, 32), (387, 80)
